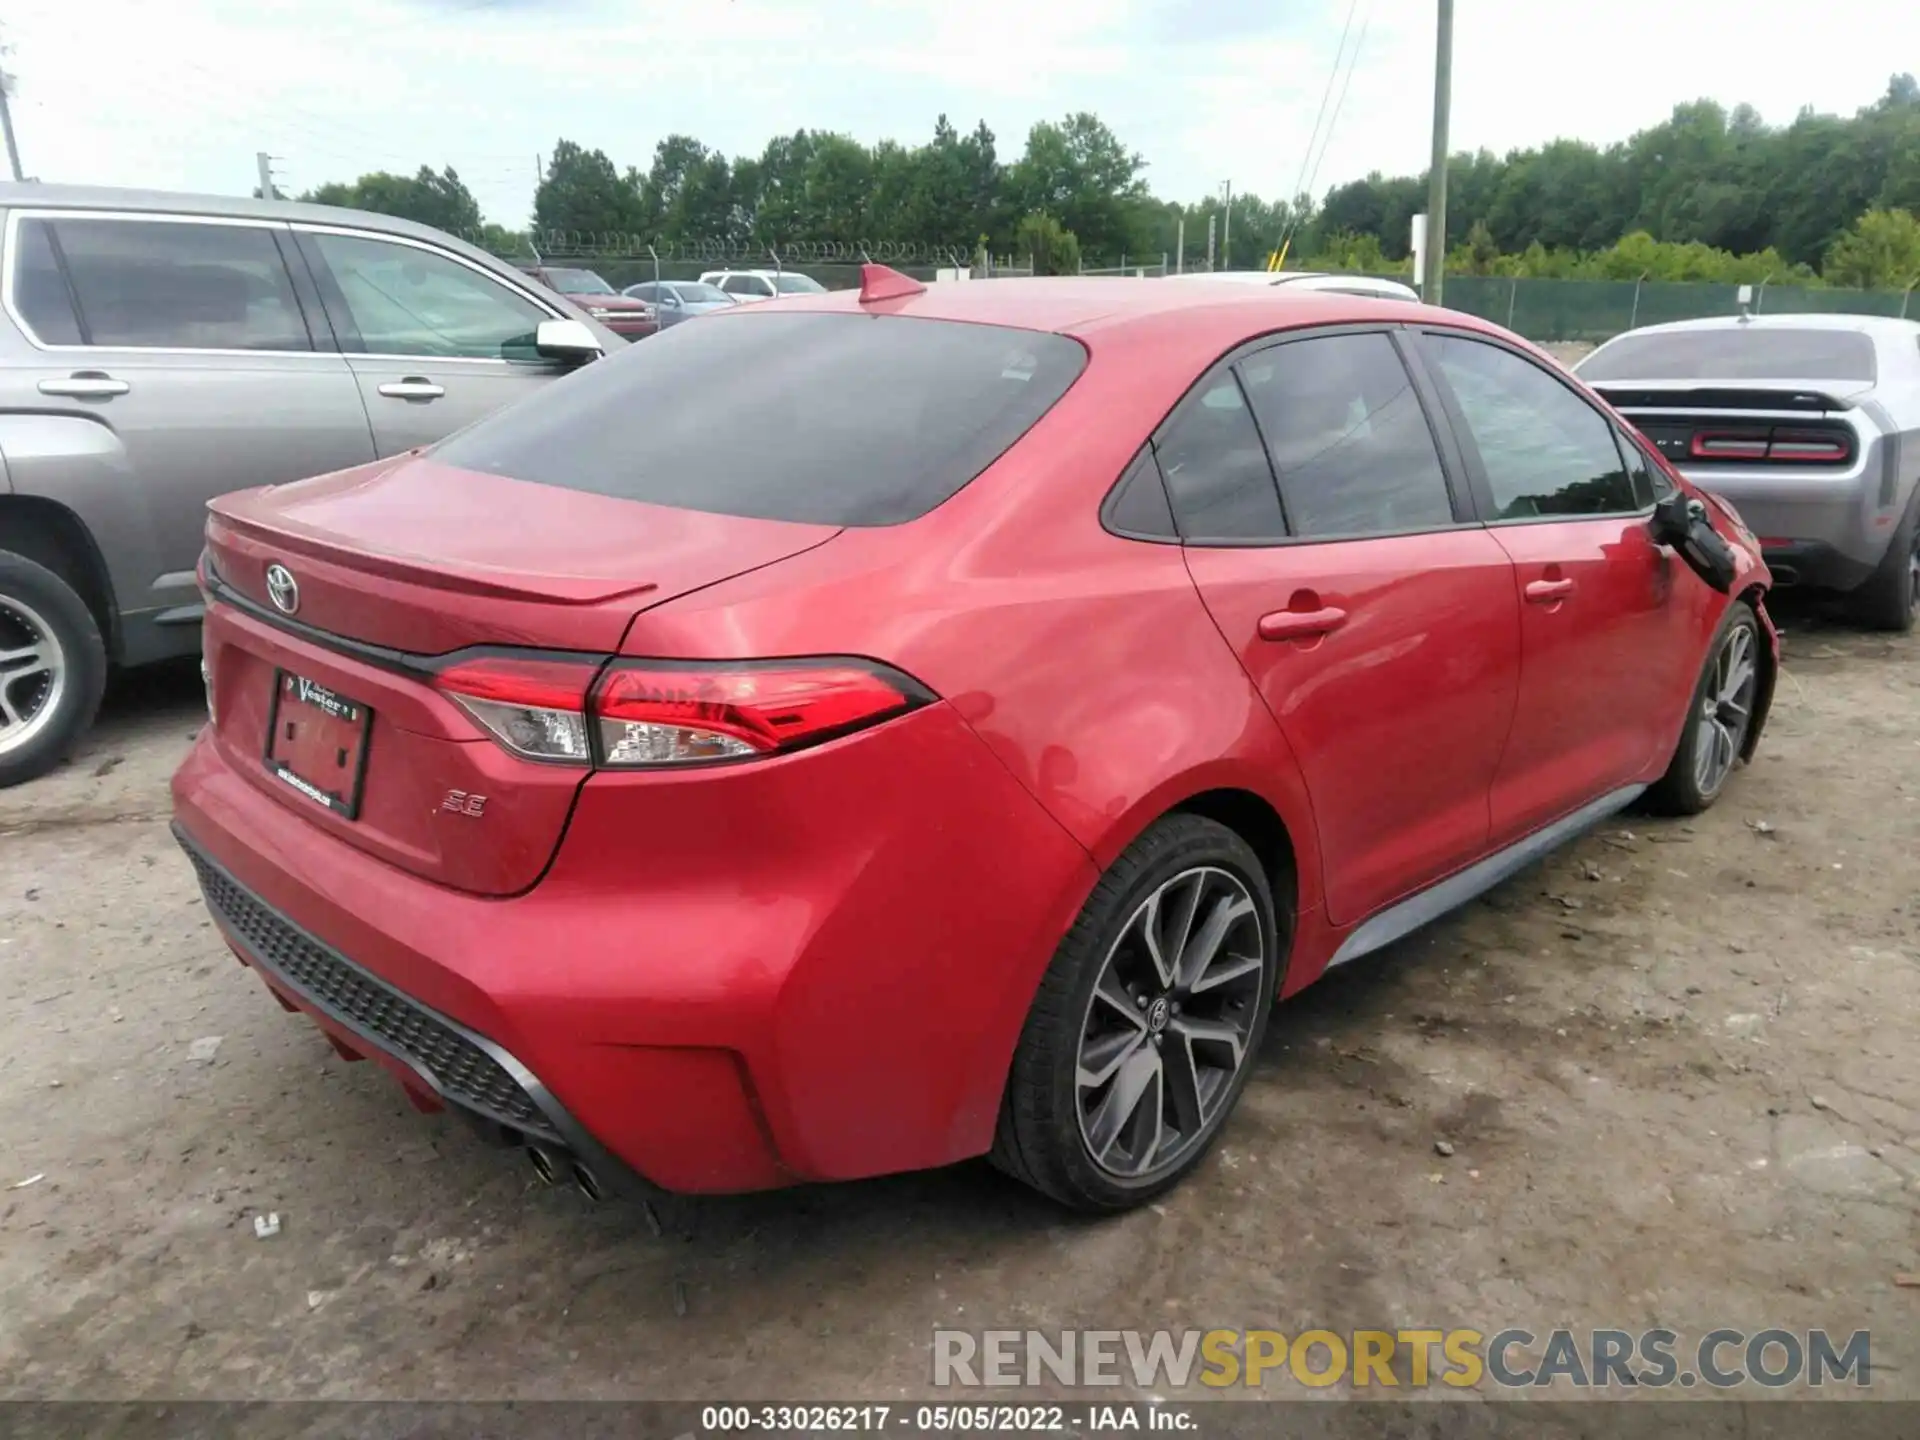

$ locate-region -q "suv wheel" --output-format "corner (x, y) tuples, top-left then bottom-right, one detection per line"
(0, 550), (107, 788)
(991, 814), (1282, 1212)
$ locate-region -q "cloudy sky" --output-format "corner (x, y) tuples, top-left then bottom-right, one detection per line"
(5, 0), (1914, 230)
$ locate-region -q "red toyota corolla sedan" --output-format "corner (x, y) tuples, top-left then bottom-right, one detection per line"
(172, 270), (1775, 1213)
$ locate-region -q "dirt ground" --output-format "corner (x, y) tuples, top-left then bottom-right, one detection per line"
(0, 596), (1915, 1407)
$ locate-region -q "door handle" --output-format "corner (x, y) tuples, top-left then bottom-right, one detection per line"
(1258, 606), (1348, 641)
(377, 378), (446, 401)
(39, 374), (129, 399)
(1524, 578), (1576, 604)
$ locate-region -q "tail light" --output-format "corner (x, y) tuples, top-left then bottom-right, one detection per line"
(434, 654), (930, 768)
(434, 655), (597, 763)
(1688, 428), (1854, 464)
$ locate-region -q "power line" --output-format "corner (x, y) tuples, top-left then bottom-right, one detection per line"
(1278, 0), (1375, 266)
(1284, 0), (1362, 219)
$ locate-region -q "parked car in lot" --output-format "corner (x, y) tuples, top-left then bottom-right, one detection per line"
(621, 279), (737, 327)
(0, 182), (621, 786)
(1166, 269), (1422, 301)
(172, 270), (1773, 1213)
(697, 268), (830, 302)
(1577, 314), (1920, 630)
(514, 263), (658, 339)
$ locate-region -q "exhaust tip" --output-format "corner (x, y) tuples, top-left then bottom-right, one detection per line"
(526, 1145), (560, 1186)
(571, 1162), (607, 1203)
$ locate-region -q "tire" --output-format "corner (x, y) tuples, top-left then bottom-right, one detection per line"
(1643, 600), (1762, 817)
(0, 550), (108, 789)
(991, 814), (1283, 1213)
(1845, 491), (1919, 633)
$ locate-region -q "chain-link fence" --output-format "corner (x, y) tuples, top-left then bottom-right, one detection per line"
(473, 232), (1917, 343)
(1424, 276), (1919, 344)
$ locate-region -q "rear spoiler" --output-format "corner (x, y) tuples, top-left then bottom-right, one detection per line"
(1591, 385), (1857, 414)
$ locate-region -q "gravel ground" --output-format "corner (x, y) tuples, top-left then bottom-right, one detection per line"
(0, 598), (1915, 1405)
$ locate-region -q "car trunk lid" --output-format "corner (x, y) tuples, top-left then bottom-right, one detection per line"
(202, 455), (840, 895)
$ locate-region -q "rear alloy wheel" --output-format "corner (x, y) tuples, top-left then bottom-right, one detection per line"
(992, 815), (1281, 1212)
(1645, 601), (1760, 816)
(0, 551), (107, 789)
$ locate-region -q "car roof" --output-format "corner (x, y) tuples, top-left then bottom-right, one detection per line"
(731, 275), (1500, 353)
(5, 180), (467, 248)
(1164, 269), (1332, 283)
(1613, 312), (1920, 341)
(0, 180), (529, 280)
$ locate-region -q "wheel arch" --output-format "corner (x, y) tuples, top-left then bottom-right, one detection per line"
(1737, 583), (1775, 762)
(0, 495), (120, 662)
(1086, 761), (1321, 933)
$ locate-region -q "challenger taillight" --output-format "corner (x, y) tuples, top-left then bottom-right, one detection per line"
(434, 654), (930, 768)
(1687, 427), (1854, 465)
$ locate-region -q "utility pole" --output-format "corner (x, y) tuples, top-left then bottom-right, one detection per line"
(0, 75), (24, 182)
(1220, 181), (1233, 271)
(1205, 214), (1216, 272)
(256, 151), (275, 200)
(1421, 0), (1454, 304)
(1175, 216), (1184, 274)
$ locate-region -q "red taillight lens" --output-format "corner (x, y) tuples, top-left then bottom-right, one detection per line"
(1765, 431), (1850, 463)
(592, 660), (927, 767)
(433, 654), (600, 764)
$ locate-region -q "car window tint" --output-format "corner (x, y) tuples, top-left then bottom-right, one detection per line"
(49, 218), (309, 351)
(1578, 328), (1877, 383)
(10, 219), (83, 345)
(1105, 448), (1177, 539)
(627, 283), (659, 302)
(434, 312), (1086, 526)
(1424, 334), (1637, 519)
(1237, 333), (1454, 538)
(1618, 429), (1661, 507)
(1152, 371), (1287, 541)
(309, 233), (547, 361)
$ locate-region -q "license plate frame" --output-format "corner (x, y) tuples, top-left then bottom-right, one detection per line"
(263, 669), (373, 820)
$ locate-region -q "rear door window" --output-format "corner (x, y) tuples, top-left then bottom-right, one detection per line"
(33, 216), (311, 351)
(1236, 332), (1456, 538)
(9, 219), (83, 345)
(433, 311), (1087, 525)
(1152, 370), (1287, 542)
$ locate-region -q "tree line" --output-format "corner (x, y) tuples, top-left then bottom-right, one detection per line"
(298, 72), (1920, 289)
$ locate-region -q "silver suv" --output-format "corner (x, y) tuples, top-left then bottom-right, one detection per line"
(0, 184), (619, 786)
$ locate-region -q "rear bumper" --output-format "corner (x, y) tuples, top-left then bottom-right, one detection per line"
(1680, 456), (1892, 579)
(175, 827), (643, 1196)
(170, 703), (1097, 1194)
(1751, 540), (1877, 592)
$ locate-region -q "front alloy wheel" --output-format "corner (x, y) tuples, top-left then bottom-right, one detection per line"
(1692, 619), (1757, 798)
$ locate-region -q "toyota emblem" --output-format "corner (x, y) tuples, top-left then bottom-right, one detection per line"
(265, 563), (300, 615)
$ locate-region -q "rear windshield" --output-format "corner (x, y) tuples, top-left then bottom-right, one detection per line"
(1579, 329), (1877, 383)
(545, 268), (614, 296)
(433, 312), (1087, 526)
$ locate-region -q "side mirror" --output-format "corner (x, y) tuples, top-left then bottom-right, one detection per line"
(535, 318), (603, 366)
(1651, 491), (1738, 594)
